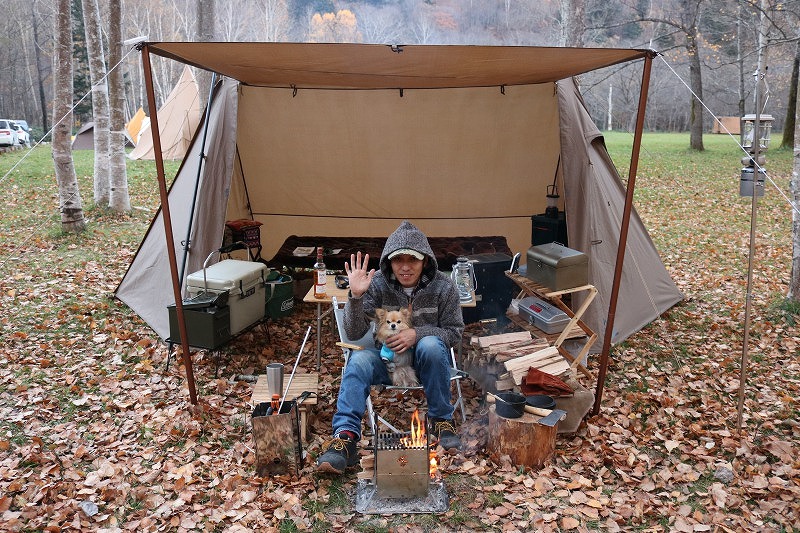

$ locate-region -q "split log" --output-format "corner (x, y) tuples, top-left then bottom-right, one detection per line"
(487, 405), (557, 469)
(503, 346), (569, 384)
(476, 331), (532, 349)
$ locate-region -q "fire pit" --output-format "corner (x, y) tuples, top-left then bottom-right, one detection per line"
(355, 410), (449, 513)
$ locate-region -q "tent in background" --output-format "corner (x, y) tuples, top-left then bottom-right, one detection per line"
(128, 65), (200, 160)
(125, 107), (147, 145)
(115, 42), (683, 407)
(72, 121), (134, 150)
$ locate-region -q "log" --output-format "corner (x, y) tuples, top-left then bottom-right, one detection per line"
(477, 331), (532, 349)
(486, 405), (557, 469)
(503, 346), (570, 384)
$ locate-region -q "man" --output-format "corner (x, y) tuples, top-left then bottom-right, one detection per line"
(316, 220), (464, 474)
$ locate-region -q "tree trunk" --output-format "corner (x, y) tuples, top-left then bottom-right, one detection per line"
(32, 0), (49, 137)
(107, 0), (131, 213)
(559, 0), (585, 47)
(81, 0), (111, 207)
(790, 62), (800, 301)
(196, 0), (215, 108)
(53, 0), (85, 233)
(781, 41), (799, 150)
(687, 34), (704, 151)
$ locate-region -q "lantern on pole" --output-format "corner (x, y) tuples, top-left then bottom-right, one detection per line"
(739, 113), (773, 197)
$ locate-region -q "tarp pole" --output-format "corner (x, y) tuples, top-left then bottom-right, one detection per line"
(178, 72), (218, 287)
(593, 51), (655, 415)
(142, 44), (198, 405)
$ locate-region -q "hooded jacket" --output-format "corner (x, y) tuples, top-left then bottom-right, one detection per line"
(343, 220), (464, 348)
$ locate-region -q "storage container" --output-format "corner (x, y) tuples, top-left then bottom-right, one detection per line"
(459, 253), (516, 324)
(186, 259), (269, 335)
(525, 243), (588, 291)
(265, 273), (294, 319)
(519, 296), (571, 334)
(167, 304), (231, 349)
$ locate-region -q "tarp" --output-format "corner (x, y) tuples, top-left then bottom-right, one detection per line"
(116, 43), (682, 351)
(129, 66), (201, 160)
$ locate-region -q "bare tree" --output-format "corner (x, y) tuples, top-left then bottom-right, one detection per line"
(108, 0), (130, 213)
(196, 0), (215, 107)
(82, 0), (111, 206)
(791, 84), (800, 300)
(560, 0), (586, 47)
(53, 0), (85, 233)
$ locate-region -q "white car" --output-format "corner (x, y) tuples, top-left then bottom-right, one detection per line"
(0, 119), (18, 146)
(11, 123), (29, 146)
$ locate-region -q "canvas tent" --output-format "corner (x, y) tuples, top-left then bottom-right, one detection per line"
(128, 65), (201, 160)
(126, 107), (147, 144)
(116, 42), (682, 406)
(72, 121), (134, 150)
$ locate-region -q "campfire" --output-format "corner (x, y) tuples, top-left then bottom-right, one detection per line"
(355, 409), (449, 514)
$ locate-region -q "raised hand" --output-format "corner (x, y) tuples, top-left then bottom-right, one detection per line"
(344, 252), (375, 297)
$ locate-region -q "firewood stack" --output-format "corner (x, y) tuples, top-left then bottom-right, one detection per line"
(463, 331), (571, 393)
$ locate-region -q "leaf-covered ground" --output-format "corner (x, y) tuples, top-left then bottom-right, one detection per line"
(1, 140), (798, 532)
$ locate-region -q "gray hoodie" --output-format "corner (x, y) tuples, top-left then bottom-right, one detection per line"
(343, 220), (464, 348)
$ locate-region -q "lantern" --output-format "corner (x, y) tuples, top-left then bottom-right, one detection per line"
(739, 113), (773, 198)
(451, 257), (476, 303)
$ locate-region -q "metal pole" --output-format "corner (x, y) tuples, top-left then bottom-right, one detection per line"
(142, 45), (198, 405)
(593, 52), (655, 415)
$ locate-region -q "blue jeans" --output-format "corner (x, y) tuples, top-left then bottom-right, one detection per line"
(332, 335), (454, 438)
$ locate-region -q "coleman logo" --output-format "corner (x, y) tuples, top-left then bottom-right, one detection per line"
(280, 300), (293, 312)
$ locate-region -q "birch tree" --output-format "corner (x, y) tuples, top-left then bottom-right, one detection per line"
(53, 0), (85, 233)
(81, 0), (111, 206)
(791, 86), (800, 300)
(560, 0), (586, 47)
(108, 0), (131, 212)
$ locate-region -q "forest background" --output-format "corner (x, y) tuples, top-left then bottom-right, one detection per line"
(2, 0), (800, 147)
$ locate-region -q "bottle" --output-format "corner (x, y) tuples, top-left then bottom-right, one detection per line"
(313, 247), (327, 299)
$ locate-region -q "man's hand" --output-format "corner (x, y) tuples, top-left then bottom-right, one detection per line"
(344, 252), (375, 298)
(385, 328), (417, 353)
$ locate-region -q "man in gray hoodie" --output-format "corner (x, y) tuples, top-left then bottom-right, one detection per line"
(316, 220), (464, 474)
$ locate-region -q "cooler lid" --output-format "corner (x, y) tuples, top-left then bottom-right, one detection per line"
(527, 243), (587, 268)
(186, 259), (269, 291)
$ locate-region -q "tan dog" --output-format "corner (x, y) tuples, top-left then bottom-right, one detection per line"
(374, 308), (419, 387)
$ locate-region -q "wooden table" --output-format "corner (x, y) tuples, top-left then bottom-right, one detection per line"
(303, 279), (349, 370)
(252, 373), (318, 442)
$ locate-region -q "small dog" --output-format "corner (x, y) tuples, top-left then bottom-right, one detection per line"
(374, 308), (419, 387)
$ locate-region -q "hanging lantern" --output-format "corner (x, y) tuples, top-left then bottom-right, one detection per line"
(545, 184), (560, 219)
(451, 257), (476, 303)
(739, 114), (773, 198)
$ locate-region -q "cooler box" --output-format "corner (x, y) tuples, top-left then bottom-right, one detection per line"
(519, 296), (570, 334)
(525, 242), (588, 291)
(186, 259), (269, 335)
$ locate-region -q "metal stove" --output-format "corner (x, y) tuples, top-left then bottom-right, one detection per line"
(355, 412), (448, 514)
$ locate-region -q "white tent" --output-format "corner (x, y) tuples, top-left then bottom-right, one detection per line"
(128, 65), (201, 160)
(115, 42), (682, 406)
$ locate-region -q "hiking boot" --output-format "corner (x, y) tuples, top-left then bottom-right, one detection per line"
(316, 434), (359, 474)
(430, 418), (462, 452)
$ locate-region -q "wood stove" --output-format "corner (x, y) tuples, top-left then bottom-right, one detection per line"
(355, 411), (448, 513)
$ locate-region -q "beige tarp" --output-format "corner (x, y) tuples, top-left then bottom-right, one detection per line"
(116, 43), (681, 349)
(129, 66), (201, 160)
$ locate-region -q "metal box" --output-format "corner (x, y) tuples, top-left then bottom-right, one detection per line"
(167, 304), (231, 349)
(525, 243), (588, 291)
(518, 296), (570, 334)
(186, 259), (269, 335)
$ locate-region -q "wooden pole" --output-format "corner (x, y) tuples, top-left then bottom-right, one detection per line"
(142, 45), (198, 405)
(593, 52), (655, 415)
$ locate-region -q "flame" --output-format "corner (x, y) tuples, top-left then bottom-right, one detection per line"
(400, 409), (426, 448)
(399, 409), (439, 479)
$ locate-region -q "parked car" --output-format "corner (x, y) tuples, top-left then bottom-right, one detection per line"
(0, 119), (19, 147)
(11, 122), (30, 146)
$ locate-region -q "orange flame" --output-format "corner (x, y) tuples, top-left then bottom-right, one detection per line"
(399, 409), (439, 479)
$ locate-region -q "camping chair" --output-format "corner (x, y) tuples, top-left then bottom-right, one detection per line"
(331, 297), (467, 436)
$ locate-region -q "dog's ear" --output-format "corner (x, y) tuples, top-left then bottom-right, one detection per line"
(400, 308), (411, 322)
(375, 308), (386, 322)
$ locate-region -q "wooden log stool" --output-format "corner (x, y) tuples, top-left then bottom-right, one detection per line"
(486, 404), (557, 469)
(252, 373), (318, 442)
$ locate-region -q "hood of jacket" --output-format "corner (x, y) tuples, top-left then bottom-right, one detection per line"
(379, 220), (438, 281)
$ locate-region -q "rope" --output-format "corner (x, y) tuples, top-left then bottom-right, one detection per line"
(657, 55), (800, 217)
